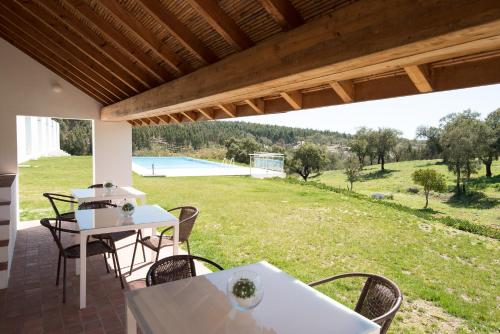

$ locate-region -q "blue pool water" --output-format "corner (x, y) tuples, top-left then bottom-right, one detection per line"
(132, 157), (232, 170)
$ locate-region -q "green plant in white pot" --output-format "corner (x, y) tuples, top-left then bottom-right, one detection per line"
(227, 270), (263, 311)
(104, 181), (115, 194)
(121, 202), (135, 217)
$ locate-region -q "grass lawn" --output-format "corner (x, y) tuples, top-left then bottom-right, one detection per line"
(317, 159), (499, 228)
(19, 157), (499, 333)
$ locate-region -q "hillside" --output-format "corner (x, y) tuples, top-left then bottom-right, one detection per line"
(132, 120), (350, 152)
(317, 159), (500, 227)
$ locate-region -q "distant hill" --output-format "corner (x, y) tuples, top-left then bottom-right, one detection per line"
(132, 121), (350, 152)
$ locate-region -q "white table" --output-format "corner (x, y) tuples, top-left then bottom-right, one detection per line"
(75, 204), (179, 309)
(125, 261), (380, 334)
(71, 186), (147, 207)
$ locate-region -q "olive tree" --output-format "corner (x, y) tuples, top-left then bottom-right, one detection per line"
(344, 155), (361, 191)
(374, 128), (401, 171)
(412, 169), (447, 209)
(288, 142), (328, 181)
(480, 109), (500, 177)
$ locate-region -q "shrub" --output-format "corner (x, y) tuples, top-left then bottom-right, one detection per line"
(407, 187), (420, 194)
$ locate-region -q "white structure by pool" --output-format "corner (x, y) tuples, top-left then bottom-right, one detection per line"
(16, 116), (68, 164)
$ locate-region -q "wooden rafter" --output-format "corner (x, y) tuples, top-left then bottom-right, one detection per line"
(260, 0), (303, 31)
(404, 64), (433, 92)
(186, 0), (253, 51)
(180, 111), (195, 122)
(1, 2), (127, 101)
(101, 0), (500, 121)
(19, 1), (141, 94)
(137, 0), (216, 64)
(158, 115), (171, 124)
(169, 114), (182, 124)
(280, 91), (302, 110)
(140, 118), (151, 125)
(329, 80), (354, 103)
(245, 98), (265, 114)
(148, 116), (161, 125)
(197, 107), (214, 120)
(218, 103), (237, 118)
(63, 0), (169, 82)
(97, 0), (190, 75)
(0, 24), (109, 104)
(36, 0), (155, 89)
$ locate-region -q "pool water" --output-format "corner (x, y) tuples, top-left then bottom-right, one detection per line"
(132, 156), (249, 177)
(133, 157), (232, 169)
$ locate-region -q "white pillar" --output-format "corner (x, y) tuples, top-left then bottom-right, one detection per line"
(93, 120), (132, 186)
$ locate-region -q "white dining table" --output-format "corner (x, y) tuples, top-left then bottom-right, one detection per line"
(71, 186), (147, 207)
(75, 204), (179, 309)
(125, 261), (380, 334)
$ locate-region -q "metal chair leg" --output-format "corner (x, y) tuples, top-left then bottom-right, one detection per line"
(111, 252), (118, 277)
(103, 254), (110, 273)
(129, 234), (140, 276)
(113, 252), (125, 289)
(186, 240), (191, 255)
(62, 257), (67, 303)
(56, 252), (62, 286)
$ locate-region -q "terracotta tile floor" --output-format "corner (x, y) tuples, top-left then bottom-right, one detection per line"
(0, 223), (151, 334)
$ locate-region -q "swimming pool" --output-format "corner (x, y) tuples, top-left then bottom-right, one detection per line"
(132, 157), (250, 177)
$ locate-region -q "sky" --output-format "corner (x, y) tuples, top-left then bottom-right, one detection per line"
(226, 84), (500, 139)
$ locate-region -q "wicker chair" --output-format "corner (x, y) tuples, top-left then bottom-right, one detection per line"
(40, 218), (124, 303)
(309, 273), (402, 334)
(129, 206), (199, 275)
(145, 254), (223, 287)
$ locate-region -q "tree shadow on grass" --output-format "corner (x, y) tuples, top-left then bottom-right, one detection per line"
(416, 207), (444, 215)
(359, 169), (397, 182)
(446, 191), (498, 210)
(467, 174), (500, 191)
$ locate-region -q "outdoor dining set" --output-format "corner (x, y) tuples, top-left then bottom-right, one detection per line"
(41, 184), (403, 334)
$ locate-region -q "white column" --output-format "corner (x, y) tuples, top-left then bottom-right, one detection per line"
(93, 120), (132, 186)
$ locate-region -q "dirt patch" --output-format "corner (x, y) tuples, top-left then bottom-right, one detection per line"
(398, 299), (471, 333)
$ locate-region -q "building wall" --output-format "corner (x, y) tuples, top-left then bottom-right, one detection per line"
(0, 37), (132, 288)
(17, 116), (63, 164)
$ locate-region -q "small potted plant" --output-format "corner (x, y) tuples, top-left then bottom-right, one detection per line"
(227, 270), (263, 311)
(104, 181), (115, 194)
(121, 202), (135, 217)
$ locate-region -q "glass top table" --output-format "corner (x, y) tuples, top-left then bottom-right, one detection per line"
(125, 261), (380, 334)
(71, 186), (146, 205)
(75, 205), (179, 309)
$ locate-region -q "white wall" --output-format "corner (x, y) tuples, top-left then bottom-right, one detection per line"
(0, 37), (132, 288)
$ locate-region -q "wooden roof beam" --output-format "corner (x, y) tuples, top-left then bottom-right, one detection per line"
(20, 1), (141, 94)
(329, 80), (355, 103)
(280, 91), (302, 110)
(404, 64), (433, 92)
(244, 98), (265, 114)
(37, 0), (155, 89)
(260, 0), (303, 31)
(64, 0), (169, 82)
(169, 114), (182, 124)
(218, 103), (237, 118)
(197, 107), (215, 120)
(97, 0), (190, 75)
(186, 0), (253, 51)
(181, 111), (196, 122)
(101, 0), (500, 121)
(137, 0), (216, 64)
(158, 115), (171, 124)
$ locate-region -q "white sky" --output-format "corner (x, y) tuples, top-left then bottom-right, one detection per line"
(226, 84), (500, 139)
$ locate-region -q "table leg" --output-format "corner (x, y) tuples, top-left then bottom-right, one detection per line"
(173, 224), (179, 255)
(127, 304), (137, 334)
(79, 233), (87, 309)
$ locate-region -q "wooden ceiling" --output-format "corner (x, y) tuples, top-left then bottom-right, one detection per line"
(1, 1), (500, 127)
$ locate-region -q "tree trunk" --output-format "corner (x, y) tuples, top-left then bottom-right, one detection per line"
(380, 155), (385, 171)
(424, 191), (429, 209)
(456, 164), (461, 195)
(484, 157), (493, 177)
(350, 181), (353, 191)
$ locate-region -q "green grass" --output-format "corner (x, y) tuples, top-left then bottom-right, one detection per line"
(317, 159), (500, 228)
(19, 157), (500, 333)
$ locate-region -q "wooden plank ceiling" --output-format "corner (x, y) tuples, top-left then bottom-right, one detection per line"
(1, 0), (500, 127)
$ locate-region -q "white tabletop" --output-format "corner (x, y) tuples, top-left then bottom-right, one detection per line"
(71, 186), (146, 203)
(126, 261), (380, 334)
(75, 204), (177, 232)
